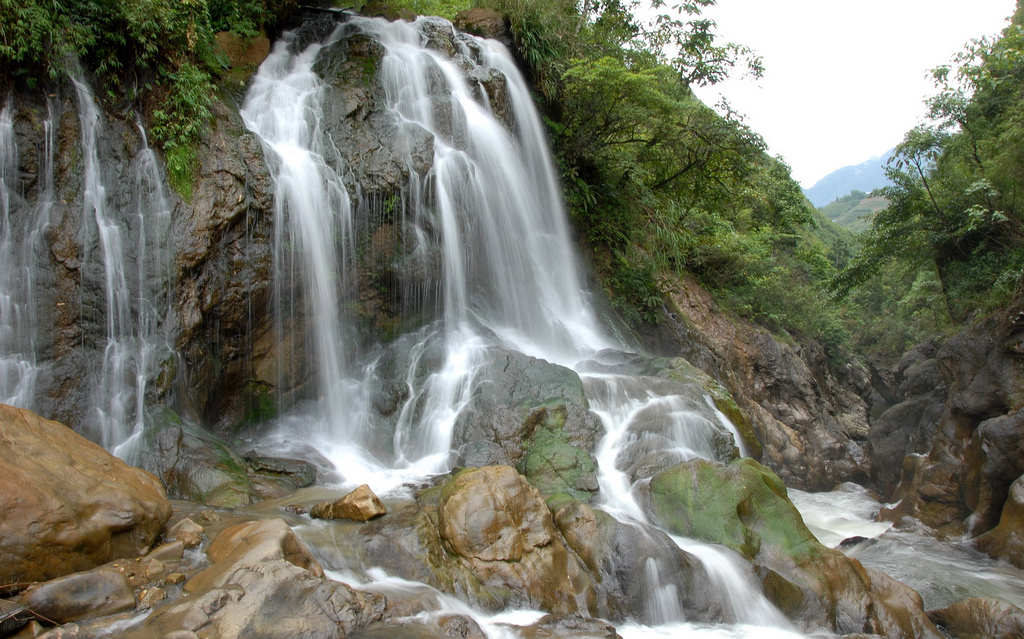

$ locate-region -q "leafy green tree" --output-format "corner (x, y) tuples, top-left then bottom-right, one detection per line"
(832, 2), (1024, 360)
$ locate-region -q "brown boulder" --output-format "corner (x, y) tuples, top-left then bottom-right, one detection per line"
(310, 484), (387, 522)
(0, 404), (171, 587)
(439, 466), (553, 561)
(453, 9), (510, 41)
(121, 519), (385, 639)
(17, 569), (135, 624)
(927, 597), (1024, 639)
(975, 473), (1024, 568)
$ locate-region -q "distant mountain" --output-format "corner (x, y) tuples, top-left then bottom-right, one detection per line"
(803, 149), (895, 208)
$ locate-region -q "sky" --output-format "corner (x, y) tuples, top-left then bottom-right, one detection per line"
(689, 0), (1017, 187)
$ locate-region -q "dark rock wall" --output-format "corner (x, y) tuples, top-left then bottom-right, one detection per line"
(645, 274), (873, 492)
(878, 308), (1024, 543)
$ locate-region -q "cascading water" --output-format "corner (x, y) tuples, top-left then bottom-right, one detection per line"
(63, 73), (175, 458)
(242, 14), (800, 638)
(1, 98), (39, 407)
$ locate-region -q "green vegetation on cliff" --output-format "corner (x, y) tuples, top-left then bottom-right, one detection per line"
(0, 0), (292, 194)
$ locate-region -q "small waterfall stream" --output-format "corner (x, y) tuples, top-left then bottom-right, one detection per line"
(0, 98), (54, 408)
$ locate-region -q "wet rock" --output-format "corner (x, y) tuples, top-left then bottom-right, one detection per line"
(927, 597), (1024, 639)
(18, 569), (135, 624)
(650, 274), (872, 491)
(964, 410), (1024, 534)
(879, 310), (1024, 537)
(516, 613), (620, 639)
(0, 405), (171, 586)
(146, 541), (186, 563)
(439, 466), (554, 562)
(243, 452), (319, 487)
(33, 623), (90, 638)
(359, 466), (597, 615)
(137, 411), (252, 508)
(453, 349), (601, 470)
(641, 458), (943, 637)
(172, 98), (277, 435)
(310, 484), (388, 522)
(168, 519), (206, 549)
(975, 473), (1024, 568)
(121, 519), (385, 639)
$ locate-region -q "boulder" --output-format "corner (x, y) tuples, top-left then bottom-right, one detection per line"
(17, 569), (135, 624)
(359, 466), (598, 615)
(0, 404), (171, 587)
(927, 597), (1024, 639)
(121, 519), (385, 639)
(452, 349), (601, 470)
(641, 458), (943, 637)
(137, 411), (252, 508)
(517, 613), (620, 639)
(975, 474), (1024, 568)
(168, 518), (206, 549)
(310, 484), (387, 522)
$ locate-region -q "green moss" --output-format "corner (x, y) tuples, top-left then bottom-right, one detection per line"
(648, 458), (821, 563)
(519, 404), (599, 502)
(241, 380), (277, 427)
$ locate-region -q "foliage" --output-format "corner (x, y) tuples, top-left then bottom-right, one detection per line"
(0, 0), (288, 197)
(832, 3), (1024, 360)
(470, 0), (849, 352)
(150, 62), (214, 199)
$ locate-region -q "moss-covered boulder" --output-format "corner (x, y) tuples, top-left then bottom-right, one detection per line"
(453, 349), (601, 469)
(645, 457), (817, 562)
(520, 404), (599, 502)
(641, 458), (944, 638)
(138, 409), (253, 508)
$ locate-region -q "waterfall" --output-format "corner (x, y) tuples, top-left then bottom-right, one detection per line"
(0, 97), (54, 409)
(64, 73), (174, 457)
(241, 14), (793, 635)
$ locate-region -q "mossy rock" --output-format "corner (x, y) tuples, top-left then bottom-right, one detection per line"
(644, 457), (820, 563)
(519, 405), (599, 502)
(140, 408), (253, 508)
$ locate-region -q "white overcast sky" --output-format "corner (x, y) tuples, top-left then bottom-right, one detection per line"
(689, 0), (1017, 187)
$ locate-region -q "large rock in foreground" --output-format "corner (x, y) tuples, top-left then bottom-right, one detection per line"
(123, 518), (385, 639)
(0, 404), (172, 586)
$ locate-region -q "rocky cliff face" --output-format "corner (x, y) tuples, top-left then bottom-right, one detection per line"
(872, 307), (1024, 553)
(644, 274), (873, 492)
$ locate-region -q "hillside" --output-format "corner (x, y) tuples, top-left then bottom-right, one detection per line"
(803, 149), (894, 207)
(820, 190), (889, 232)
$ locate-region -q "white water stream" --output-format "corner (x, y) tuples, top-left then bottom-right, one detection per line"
(792, 484), (1024, 612)
(68, 75), (175, 458)
(0, 97), (52, 408)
